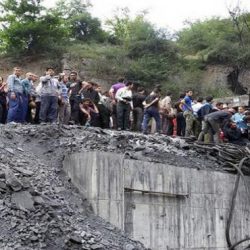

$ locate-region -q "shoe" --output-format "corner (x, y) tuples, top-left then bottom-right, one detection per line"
(117, 127), (122, 131)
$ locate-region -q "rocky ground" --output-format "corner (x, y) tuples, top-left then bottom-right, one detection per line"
(0, 124), (249, 250)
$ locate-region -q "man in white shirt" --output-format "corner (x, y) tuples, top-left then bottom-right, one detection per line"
(192, 97), (204, 138)
(115, 81), (133, 130)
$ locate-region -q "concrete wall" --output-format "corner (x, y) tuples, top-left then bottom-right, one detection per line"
(63, 151), (250, 250)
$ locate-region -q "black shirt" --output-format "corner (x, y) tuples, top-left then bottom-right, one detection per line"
(133, 93), (146, 109)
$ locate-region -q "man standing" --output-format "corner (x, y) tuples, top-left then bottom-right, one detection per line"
(58, 75), (71, 124)
(181, 90), (194, 137)
(115, 81), (133, 130)
(0, 76), (7, 124)
(142, 88), (161, 134)
(39, 67), (60, 123)
(109, 78), (125, 129)
(21, 72), (33, 123)
(68, 71), (82, 124)
(160, 91), (173, 135)
(132, 87), (146, 131)
(7, 67), (24, 123)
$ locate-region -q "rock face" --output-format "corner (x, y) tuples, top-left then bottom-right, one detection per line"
(202, 65), (250, 94)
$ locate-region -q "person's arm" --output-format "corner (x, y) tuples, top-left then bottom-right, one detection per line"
(79, 104), (91, 120)
(7, 75), (15, 92)
(144, 97), (159, 109)
(90, 102), (99, 113)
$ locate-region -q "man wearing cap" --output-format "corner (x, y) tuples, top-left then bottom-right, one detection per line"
(39, 67), (60, 123)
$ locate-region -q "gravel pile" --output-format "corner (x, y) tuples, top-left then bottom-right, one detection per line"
(0, 123), (244, 250)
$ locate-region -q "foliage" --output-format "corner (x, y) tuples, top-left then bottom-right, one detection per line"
(1, 1), (250, 97)
(0, 0), (67, 55)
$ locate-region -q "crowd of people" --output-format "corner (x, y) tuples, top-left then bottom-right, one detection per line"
(0, 66), (250, 146)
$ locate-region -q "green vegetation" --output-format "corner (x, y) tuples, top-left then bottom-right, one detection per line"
(1, 0), (250, 97)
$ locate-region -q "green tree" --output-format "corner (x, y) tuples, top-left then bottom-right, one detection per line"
(53, 0), (105, 42)
(0, 0), (67, 55)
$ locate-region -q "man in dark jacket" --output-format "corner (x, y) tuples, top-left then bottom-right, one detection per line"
(198, 109), (235, 143)
(132, 87), (146, 131)
(141, 88), (161, 134)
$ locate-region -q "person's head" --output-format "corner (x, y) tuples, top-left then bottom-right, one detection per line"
(179, 93), (185, 99)
(197, 97), (204, 103)
(95, 84), (102, 93)
(88, 81), (98, 90)
(152, 88), (161, 96)
(137, 86), (145, 93)
(26, 72), (33, 80)
(222, 104), (229, 110)
(118, 77), (125, 83)
(46, 67), (54, 76)
(228, 108), (236, 115)
(81, 98), (92, 106)
(69, 71), (78, 81)
(82, 81), (90, 89)
(238, 106), (245, 114)
(229, 121), (237, 129)
(216, 102), (224, 110)
(13, 67), (21, 77)
(32, 74), (39, 82)
(205, 96), (213, 103)
(186, 90), (193, 97)
(126, 81), (133, 90)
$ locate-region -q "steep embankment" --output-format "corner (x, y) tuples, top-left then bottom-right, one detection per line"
(0, 124), (250, 250)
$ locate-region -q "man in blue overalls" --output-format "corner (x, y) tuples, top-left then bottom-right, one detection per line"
(7, 67), (25, 123)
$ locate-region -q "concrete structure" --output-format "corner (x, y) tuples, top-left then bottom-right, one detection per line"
(63, 151), (250, 250)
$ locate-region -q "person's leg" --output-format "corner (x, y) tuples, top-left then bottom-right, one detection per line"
(2, 103), (7, 124)
(161, 114), (167, 134)
(34, 102), (41, 124)
(142, 110), (151, 133)
(64, 102), (71, 125)
(47, 96), (58, 123)
(184, 111), (194, 137)
(58, 102), (65, 124)
(112, 103), (118, 129)
(132, 108), (138, 131)
(123, 104), (130, 130)
(152, 109), (161, 133)
(39, 96), (51, 123)
(193, 118), (202, 139)
(116, 102), (123, 130)
(136, 108), (143, 132)
(208, 119), (220, 143)
(0, 103), (3, 124)
(7, 93), (19, 123)
(21, 94), (29, 123)
(166, 118), (174, 136)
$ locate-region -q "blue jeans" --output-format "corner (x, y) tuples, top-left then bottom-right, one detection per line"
(142, 107), (161, 133)
(39, 96), (58, 123)
(7, 92), (25, 123)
